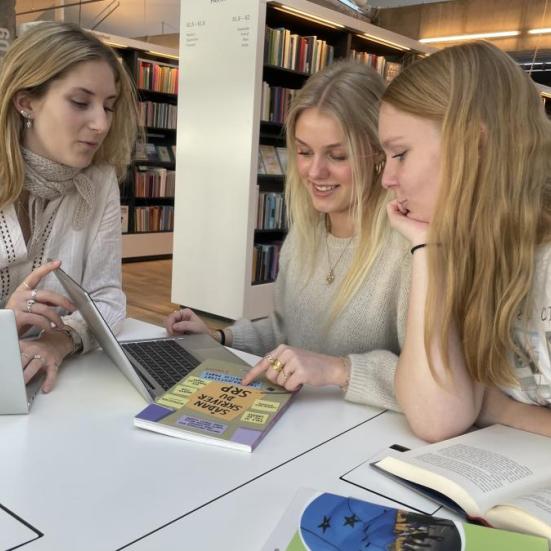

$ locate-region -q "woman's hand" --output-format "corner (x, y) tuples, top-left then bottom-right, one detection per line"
(241, 345), (349, 392)
(386, 199), (429, 246)
(6, 260), (76, 336)
(19, 330), (73, 393)
(165, 308), (213, 336)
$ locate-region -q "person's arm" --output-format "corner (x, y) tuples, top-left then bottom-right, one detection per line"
(387, 201), (483, 442)
(62, 169), (125, 353)
(396, 245), (483, 441)
(477, 386), (551, 437)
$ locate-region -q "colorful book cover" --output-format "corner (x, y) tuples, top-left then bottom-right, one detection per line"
(134, 359), (295, 452)
(262, 488), (548, 551)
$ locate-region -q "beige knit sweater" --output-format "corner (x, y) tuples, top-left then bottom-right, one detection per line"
(231, 225), (411, 411)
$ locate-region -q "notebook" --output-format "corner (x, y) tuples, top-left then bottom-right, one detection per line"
(53, 267), (249, 402)
(0, 309), (44, 414)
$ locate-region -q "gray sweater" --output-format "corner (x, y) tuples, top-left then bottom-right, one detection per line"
(231, 225), (411, 411)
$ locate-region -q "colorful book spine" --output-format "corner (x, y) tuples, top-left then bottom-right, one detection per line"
(137, 59), (179, 94)
(264, 27), (334, 75)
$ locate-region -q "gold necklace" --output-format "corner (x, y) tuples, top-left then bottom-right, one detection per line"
(325, 230), (354, 285)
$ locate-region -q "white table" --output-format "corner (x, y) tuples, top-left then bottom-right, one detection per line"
(2, 319), (422, 551)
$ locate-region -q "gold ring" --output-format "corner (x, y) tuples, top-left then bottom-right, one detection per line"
(22, 281), (32, 290)
(264, 353), (275, 363)
(271, 358), (285, 373)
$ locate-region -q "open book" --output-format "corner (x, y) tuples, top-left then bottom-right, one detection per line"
(373, 424), (551, 541)
(262, 487), (547, 550)
(134, 358), (295, 452)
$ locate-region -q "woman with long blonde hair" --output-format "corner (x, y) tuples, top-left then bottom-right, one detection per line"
(378, 41), (551, 440)
(0, 21), (138, 393)
(167, 60), (411, 409)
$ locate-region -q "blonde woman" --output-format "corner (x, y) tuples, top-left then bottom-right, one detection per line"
(167, 60), (411, 409)
(0, 22), (138, 392)
(378, 41), (551, 440)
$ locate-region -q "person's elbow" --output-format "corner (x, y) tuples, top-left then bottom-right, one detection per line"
(405, 406), (477, 443)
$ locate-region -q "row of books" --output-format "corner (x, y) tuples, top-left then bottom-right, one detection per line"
(257, 192), (287, 231)
(135, 143), (176, 164)
(350, 49), (402, 82)
(139, 101), (178, 129)
(264, 26), (335, 74)
(260, 83), (297, 124)
(134, 205), (174, 232)
(137, 59), (179, 95)
(252, 241), (282, 283)
(259, 145), (287, 176)
(134, 167), (175, 198)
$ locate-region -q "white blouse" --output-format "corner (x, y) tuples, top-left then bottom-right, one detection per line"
(0, 163), (125, 352)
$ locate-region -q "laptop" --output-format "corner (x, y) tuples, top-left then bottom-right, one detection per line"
(53, 267), (250, 402)
(0, 309), (45, 414)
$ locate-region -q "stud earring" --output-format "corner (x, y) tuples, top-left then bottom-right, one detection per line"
(20, 110), (32, 129)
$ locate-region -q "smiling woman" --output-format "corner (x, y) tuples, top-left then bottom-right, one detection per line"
(0, 21), (139, 396)
(166, 60), (412, 411)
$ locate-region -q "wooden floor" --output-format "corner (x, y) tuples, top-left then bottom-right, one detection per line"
(121, 259), (229, 331)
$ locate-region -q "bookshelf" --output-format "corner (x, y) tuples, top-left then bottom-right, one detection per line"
(92, 31), (179, 260)
(173, 0), (432, 320)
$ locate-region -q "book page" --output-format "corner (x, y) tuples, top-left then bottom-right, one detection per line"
(377, 425), (551, 516)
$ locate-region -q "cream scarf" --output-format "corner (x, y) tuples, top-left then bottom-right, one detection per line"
(22, 148), (96, 257)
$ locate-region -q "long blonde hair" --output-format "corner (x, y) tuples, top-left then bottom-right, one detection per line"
(285, 60), (390, 318)
(383, 41), (551, 386)
(0, 21), (139, 209)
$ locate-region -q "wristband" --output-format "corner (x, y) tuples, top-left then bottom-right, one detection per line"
(57, 325), (83, 356)
(410, 243), (427, 255)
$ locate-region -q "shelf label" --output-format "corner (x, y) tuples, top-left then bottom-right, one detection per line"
(183, 19), (206, 48)
(232, 13), (251, 47)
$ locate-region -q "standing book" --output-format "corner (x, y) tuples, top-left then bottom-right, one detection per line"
(134, 358), (295, 452)
(262, 488), (547, 550)
(372, 424), (551, 542)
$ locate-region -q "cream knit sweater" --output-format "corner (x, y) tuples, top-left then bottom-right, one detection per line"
(231, 225), (411, 411)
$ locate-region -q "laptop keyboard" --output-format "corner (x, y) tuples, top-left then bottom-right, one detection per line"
(122, 339), (200, 390)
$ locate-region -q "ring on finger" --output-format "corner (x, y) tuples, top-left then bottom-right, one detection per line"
(22, 281), (32, 290)
(264, 353), (275, 363)
(271, 358), (285, 373)
(30, 289), (38, 299)
(32, 354), (45, 365)
(281, 370), (290, 381)
(26, 298), (36, 313)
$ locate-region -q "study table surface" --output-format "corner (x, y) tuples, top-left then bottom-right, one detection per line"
(0, 319), (430, 551)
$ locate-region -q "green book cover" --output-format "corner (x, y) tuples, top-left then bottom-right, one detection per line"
(134, 359), (294, 452)
(262, 488), (548, 551)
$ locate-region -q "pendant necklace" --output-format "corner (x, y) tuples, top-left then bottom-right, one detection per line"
(325, 226), (354, 285)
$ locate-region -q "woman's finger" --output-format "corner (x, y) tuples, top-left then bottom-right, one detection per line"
(25, 288), (75, 312)
(19, 260), (62, 290)
(15, 312), (53, 333)
(41, 362), (59, 393)
(241, 356), (271, 386)
(20, 302), (64, 329)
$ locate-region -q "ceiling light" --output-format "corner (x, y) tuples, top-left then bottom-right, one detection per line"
(420, 31), (520, 44)
(529, 28), (551, 35)
(273, 5), (344, 29)
(356, 33), (410, 51)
